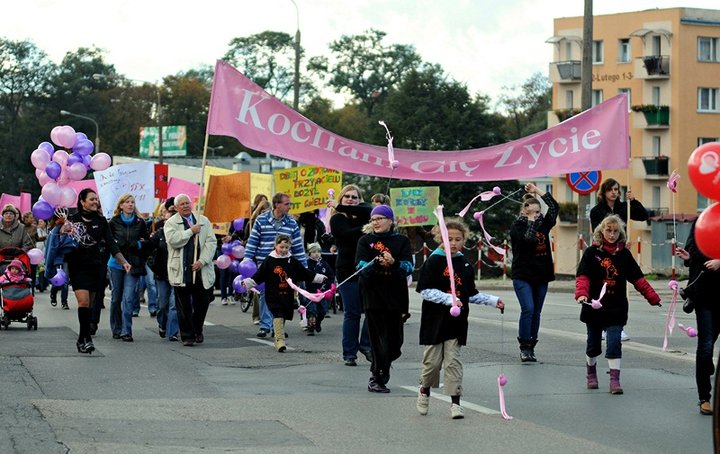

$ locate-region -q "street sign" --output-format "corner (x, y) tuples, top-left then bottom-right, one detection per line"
(566, 170), (602, 195)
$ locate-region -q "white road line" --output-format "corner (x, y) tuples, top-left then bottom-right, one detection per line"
(399, 386), (500, 415)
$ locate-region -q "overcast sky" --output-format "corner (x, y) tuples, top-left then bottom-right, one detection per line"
(2, 1), (718, 105)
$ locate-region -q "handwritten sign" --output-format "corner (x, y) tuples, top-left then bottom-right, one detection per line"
(390, 186), (439, 227)
(274, 165), (342, 214)
(94, 162), (155, 218)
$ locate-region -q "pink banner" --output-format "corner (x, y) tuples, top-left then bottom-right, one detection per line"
(0, 193), (31, 214)
(207, 60), (630, 182)
(66, 179), (97, 194)
(167, 177), (200, 200)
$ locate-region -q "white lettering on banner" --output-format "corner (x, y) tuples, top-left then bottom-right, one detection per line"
(409, 161), (482, 177)
(291, 121), (312, 143)
(268, 113), (291, 135)
(495, 127), (603, 169)
(236, 89), (267, 129)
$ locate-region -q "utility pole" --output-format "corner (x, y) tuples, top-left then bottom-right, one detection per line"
(577, 0), (593, 265)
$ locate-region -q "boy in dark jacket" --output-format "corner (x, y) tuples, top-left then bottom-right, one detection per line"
(303, 242), (335, 335)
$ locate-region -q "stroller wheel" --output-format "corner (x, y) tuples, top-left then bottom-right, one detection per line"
(32, 317), (38, 330)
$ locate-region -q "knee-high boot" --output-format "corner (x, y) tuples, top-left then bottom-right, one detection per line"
(273, 318), (286, 352)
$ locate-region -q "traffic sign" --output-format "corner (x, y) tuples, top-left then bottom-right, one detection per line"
(566, 170), (602, 195)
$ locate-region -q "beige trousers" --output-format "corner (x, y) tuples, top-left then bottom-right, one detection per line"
(419, 338), (463, 396)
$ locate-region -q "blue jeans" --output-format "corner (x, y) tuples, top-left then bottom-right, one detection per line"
(340, 281), (371, 361)
(109, 268), (139, 337)
(259, 291), (273, 330)
(586, 323), (622, 359)
(156, 279), (178, 338)
(218, 267), (232, 299)
(513, 279), (548, 340)
(695, 306), (720, 401)
(144, 265), (158, 313)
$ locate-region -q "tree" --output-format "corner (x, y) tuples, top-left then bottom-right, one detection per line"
(308, 29), (422, 117)
(497, 72), (551, 139)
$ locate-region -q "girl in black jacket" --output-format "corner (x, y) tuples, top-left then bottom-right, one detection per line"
(509, 183), (558, 362)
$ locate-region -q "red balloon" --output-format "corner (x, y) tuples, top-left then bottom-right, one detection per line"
(695, 202), (720, 259)
(688, 142), (720, 200)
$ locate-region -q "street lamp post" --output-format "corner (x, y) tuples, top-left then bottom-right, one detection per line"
(59, 110), (100, 153)
(289, 0), (301, 112)
(207, 145), (224, 158)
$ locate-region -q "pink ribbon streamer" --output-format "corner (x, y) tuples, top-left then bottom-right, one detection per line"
(432, 206), (458, 311)
(286, 278), (326, 303)
(457, 187), (502, 217)
(474, 211), (506, 256)
(497, 374), (513, 420)
(666, 170), (680, 193)
(378, 121), (399, 169)
(662, 281), (680, 351)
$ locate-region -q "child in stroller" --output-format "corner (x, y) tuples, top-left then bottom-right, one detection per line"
(0, 247), (37, 330)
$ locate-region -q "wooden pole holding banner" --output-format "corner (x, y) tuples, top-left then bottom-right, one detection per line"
(197, 132), (211, 212)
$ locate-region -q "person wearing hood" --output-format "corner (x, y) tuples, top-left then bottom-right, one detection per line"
(0, 204), (32, 250)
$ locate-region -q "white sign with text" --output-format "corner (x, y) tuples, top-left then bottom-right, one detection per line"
(94, 162), (155, 218)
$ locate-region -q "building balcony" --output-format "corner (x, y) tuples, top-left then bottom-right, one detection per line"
(549, 60), (581, 84)
(631, 105), (669, 129)
(636, 55), (670, 79)
(646, 206), (669, 218)
(641, 156), (669, 177)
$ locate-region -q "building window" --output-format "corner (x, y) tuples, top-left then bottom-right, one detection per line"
(652, 186), (661, 210)
(618, 39), (631, 63)
(565, 41), (573, 60)
(652, 36), (662, 56)
(592, 40), (604, 63)
(698, 88), (719, 112)
(698, 37), (720, 62)
(698, 194), (710, 212)
(618, 88), (631, 111)
(652, 136), (661, 157)
(592, 90), (603, 106)
(699, 137), (719, 145)
(652, 86), (661, 105)
(565, 90), (574, 109)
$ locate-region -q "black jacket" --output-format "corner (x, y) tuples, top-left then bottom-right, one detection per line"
(108, 214), (149, 275)
(510, 192), (558, 284)
(590, 199), (648, 231)
(330, 203), (372, 281)
(682, 220), (720, 310)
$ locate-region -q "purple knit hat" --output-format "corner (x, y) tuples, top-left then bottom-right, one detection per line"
(370, 205), (394, 222)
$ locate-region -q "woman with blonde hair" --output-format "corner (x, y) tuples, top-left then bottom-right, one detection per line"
(108, 193), (150, 342)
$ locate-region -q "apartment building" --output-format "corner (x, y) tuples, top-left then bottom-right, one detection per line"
(546, 7), (720, 275)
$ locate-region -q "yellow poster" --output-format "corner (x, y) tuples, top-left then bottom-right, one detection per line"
(273, 165), (342, 214)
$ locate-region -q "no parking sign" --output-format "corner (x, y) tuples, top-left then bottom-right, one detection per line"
(566, 170), (602, 195)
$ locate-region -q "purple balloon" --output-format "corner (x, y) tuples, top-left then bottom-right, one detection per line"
(221, 242), (234, 256)
(45, 161), (62, 180)
(32, 200), (55, 220)
(238, 259), (257, 278)
(229, 260), (241, 274)
(50, 268), (67, 287)
(232, 218), (245, 232)
(67, 152), (83, 166)
(75, 132), (88, 142)
(38, 141), (55, 156)
(82, 154), (92, 169)
(232, 275), (247, 293)
(72, 138), (94, 156)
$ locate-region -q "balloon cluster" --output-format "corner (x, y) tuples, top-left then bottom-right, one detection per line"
(687, 142), (720, 259)
(215, 238), (262, 293)
(30, 125), (112, 220)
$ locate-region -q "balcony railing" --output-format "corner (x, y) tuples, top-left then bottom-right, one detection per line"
(641, 55), (670, 77)
(641, 156), (669, 176)
(552, 60), (581, 82)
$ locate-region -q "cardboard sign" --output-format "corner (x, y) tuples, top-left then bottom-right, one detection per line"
(273, 165), (342, 214)
(390, 186), (440, 227)
(94, 163), (155, 218)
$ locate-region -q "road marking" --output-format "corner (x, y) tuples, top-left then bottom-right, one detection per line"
(399, 386), (500, 415)
(246, 338), (295, 350)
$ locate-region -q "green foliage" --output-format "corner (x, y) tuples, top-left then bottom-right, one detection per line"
(630, 104), (668, 113)
(497, 72), (551, 140)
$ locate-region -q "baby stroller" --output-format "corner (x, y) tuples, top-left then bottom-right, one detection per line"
(0, 247), (37, 330)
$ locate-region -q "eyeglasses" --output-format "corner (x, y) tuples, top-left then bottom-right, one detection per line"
(370, 216), (388, 222)
(343, 194), (359, 200)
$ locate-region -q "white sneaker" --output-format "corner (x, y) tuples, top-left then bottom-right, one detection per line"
(229, 298), (236, 305)
(253, 320), (260, 325)
(621, 330), (630, 342)
(417, 392), (429, 415)
(450, 403), (464, 419)
(221, 298), (228, 306)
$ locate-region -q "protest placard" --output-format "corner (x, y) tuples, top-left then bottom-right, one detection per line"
(274, 165), (342, 214)
(390, 186), (439, 227)
(93, 162), (155, 218)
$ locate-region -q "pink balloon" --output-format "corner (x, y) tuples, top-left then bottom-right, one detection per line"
(52, 149), (69, 165)
(57, 125), (77, 148)
(90, 153), (111, 171)
(50, 126), (63, 146)
(30, 148), (51, 170)
(66, 162), (87, 181)
(56, 166), (69, 185)
(27, 248), (44, 265)
(41, 182), (63, 207)
(450, 305), (461, 317)
(215, 254), (232, 269)
(60, 185), (77, 208)
(37, 171), (52, 187)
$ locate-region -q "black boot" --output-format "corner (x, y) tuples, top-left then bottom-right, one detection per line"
(518, 337), (533, 362)
(528, 338), (538, 362)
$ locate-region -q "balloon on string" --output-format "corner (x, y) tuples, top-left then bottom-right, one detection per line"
(232, 244), (245, 259)
(90, 152), (111, 171)
(59, 185), (77, 208)
(232, 218), (245, 232)
(45, 161), (62, 180)
(31, 148), (51, 170)
(27, 248), (44, 265)
(37, 171), (52, 187)
(74, 132), (88, 142)
(82, 154), (92, 169)
(49, 268), (68, 287)
(221, 242), (234, 256)
(67, 152), (83, 166)
(66, 162), (87, 181)
(216, 254), (232, 269)
(238, 259), (257, 278)
(38, 141), (54, 156)
(232, 275), (247, 293)
(50, 126), (63, 146)
(32, 200), (55, 220)
(41, 182), (63, 207)
(687, 142), (720, 200)
(72, 139), (94, 156)
(56, 125), (77, 148)
(694, 202), (720, 259)
(52, 149), (69, 166)
(229, 260), (241, 274)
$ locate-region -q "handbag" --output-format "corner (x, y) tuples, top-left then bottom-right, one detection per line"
(680, 287), (695, 314)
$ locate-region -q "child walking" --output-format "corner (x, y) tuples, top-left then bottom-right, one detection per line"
(575, 215), (661, 394)
(243, 234), (326, 351)
(416, 218), (504, 419)
(303, 242), (335, 335)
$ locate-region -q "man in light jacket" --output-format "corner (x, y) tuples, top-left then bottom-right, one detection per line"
(163, 194), (217, 346)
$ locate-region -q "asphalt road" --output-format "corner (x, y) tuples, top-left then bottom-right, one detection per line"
(0, 281), (713, 453)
